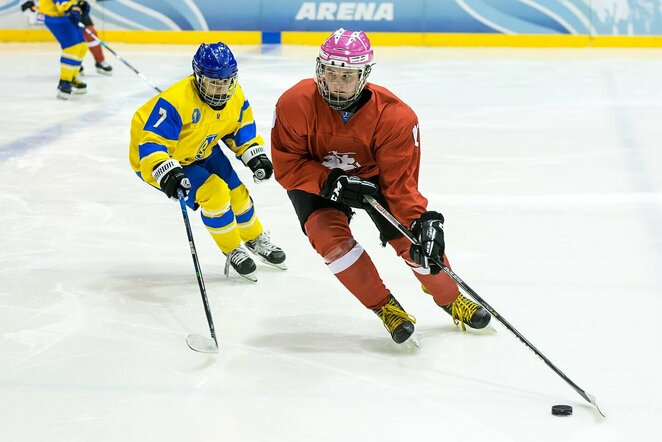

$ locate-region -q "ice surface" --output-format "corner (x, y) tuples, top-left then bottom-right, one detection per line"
(1, 42), (661, 441)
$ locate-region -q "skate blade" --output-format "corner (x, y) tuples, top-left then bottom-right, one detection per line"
(56, 92), (71, 100)
(483, 323), (498, 334)
(252, 254), (288, 270)
(96, 68), (113, 76)
(238, 272), (258, 283)
(470, 323), (498, 335)
(186, 334), (219, 353)
(405, 333), (421, 349)
(264, 261), (287, 270)
(72, 89), (87, 95)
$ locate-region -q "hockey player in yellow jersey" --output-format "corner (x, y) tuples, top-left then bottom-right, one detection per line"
(129, 42), (286, 282)
(39, 0), (88, 99)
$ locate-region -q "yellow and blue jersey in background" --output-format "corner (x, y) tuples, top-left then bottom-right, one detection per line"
(38, 0), (79, 18)
(39, 0), (86, 81)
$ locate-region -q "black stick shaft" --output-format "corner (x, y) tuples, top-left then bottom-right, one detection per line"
(178, 191), (218, 347)
(77, 23), (162, 93)
(364, 195), (602, 412)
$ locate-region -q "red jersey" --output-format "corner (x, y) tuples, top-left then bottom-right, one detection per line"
(271, 79), (428, 226)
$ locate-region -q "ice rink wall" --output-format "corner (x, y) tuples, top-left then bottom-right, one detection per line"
(2, 0), (662, 47)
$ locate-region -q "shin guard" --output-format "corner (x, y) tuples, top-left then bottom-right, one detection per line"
(305, 209), (389, 309)
(389, 236), (459, 306)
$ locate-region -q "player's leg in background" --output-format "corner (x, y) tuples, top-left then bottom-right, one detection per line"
(80, 13), (112, 74)
(44, 17), (88, 99)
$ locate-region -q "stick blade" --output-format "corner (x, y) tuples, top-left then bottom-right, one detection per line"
(586, 392), (606, 417)
(186, 334), (219, 354)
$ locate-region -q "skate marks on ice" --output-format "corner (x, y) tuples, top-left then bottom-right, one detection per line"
(2, 283), (85, 365)
(217, 334), (515, 442)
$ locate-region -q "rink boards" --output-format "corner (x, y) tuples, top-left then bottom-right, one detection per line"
(3, 29), (662, 47)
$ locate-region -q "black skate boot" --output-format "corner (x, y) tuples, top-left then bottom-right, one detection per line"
(440, 293), (490, 331)
(56, 79), (72, 100)
(372, 295), (416, 344)
(422, 285), (490, 330)
(245, 232), (287, 270)
(71, 77), (87, 94)
(95, 60), (113, 75)
(78, 65), (84, 76)
(224, 246), (257, 282)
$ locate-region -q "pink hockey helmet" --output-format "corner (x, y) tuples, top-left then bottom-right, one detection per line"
(315, 28), (374, 110)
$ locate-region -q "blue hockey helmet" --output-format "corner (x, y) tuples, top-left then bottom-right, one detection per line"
(192, 42), (238, 108)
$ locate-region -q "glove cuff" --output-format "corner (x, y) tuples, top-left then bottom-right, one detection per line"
(21, 1), (35, 12)
(152, 159), (180, 185)
(418, 210), (445, 224)
(320, 168), (345, 197)
(240, 144), (266, 166)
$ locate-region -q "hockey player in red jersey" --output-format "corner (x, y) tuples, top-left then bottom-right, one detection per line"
(77, 1), (113, 75)
(271, 28), (491, 344)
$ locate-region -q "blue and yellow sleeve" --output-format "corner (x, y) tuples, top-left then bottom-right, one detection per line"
(130, 97), (183, 185)
(220, 87), (265, 158)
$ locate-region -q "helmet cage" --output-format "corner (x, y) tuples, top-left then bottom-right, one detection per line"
(194, 72), (237, 108)
(315, 57), (372, 110)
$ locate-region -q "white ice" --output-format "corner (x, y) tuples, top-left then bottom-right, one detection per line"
(1, 42), (660, 441)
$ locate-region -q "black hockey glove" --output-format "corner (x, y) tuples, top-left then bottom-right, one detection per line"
(320, 168), (378, 209)
(78, 1), (91, 16)
(152, 159), (191, 200)
(20, 1), (36, 12)
(409, 211), (445, 275)
(241, 144), (273, 182)
(65, 5), (83, 24)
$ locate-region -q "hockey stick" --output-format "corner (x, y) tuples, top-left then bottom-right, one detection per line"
(363, 195), (605, 417)
(77, 22), (163, 93)
(178, 190), (219, 354)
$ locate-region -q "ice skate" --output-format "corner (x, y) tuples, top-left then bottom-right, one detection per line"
(245, 232), (287, 270)
(372, 294), (416, 344)
(422, 285), (490, 330)
(95, 60), (113, 75)
(440, 292), (491, 330)
(56, 80), (72, 100)
(224, 246), (257, 282)
(71, 77), (87, 94)
(78, 65), (84, 76)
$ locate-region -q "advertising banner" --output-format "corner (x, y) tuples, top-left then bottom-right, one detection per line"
(2, 0), (662, 35)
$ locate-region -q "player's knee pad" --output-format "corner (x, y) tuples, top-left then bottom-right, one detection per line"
(389, 236), (411, 260)
(229, 184), (253, 216)
(304, 208), (354, 259)
(195, 175), (231, 216)
(414, 255), (458, 305)
(62, 42), (86, 63)
(64, 41), (87, 59)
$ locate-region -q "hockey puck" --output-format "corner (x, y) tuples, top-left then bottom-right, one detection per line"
(551, 405), (573, 416)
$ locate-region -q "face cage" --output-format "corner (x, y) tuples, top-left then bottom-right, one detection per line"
(194, 72), (237, 108)
(315, 58), (371, 110)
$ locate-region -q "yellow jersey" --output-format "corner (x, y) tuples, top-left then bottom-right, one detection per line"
(38, 0), (79, 17)
(129, 76), (264, 187)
